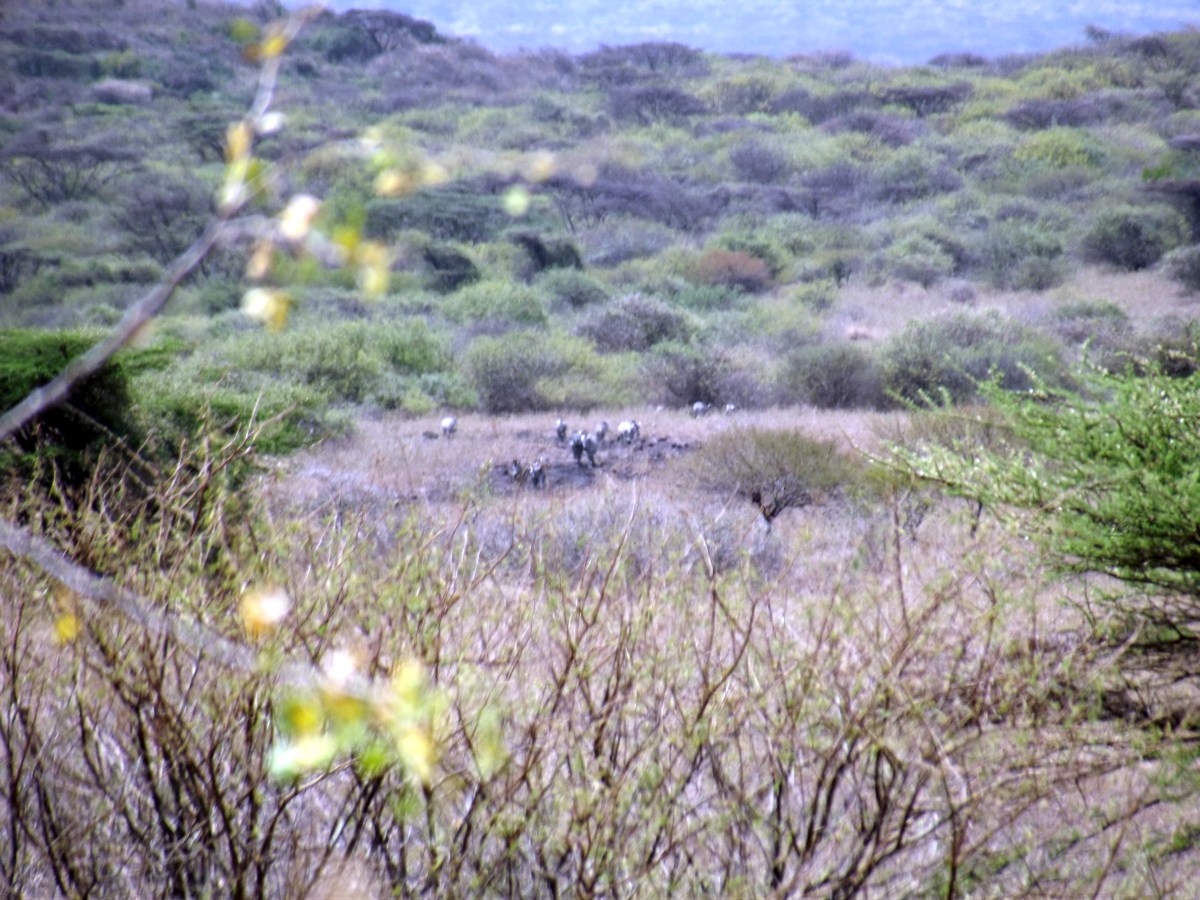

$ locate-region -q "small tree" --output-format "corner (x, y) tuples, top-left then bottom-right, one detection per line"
(1081, 205), (1189, 271)
(690, 427), (860, 526)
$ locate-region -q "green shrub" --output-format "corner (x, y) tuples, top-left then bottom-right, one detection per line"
(0, 329), (140, 485)
(1081, 205), (1190, 271)
(669, 282), (748, 312)
(535, 267), (609, 310)
(442, 280), (547, 326)
(1163, 245), (1200, 292)
(133, 367), (339, 456)
(201, 320), (449, 408)
(688, 426), (862, 516)
(1013, 127), (1105, 168)
(1050, 299), (1132, 352)
(973, 219), (1068, 290)
(783, 280), (838, 311)
(884, 234), (956, 287)
(892, 364), (1200, 625)
(880, 312), (1067, 404)
(462, 330), (569, 413)
(781, 342), (889, 410)
(574, 293), (693, 352)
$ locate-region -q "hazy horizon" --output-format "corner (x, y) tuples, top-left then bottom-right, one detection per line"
(302, 0), (1200, 64)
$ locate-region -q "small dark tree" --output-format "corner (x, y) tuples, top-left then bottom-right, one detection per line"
(575, 293), (692, 352)
(642, 341), (731, 407)
(690, 427), (859, 528)
(797, 162), (868, 219)
(111, 171), (213, 263)
(730, 140), (791, 184)
(606, 85), (707, 126)
(879, 82), (972, 117)
(1081, 205), (1189, 271)
(1, 126), (138, 208)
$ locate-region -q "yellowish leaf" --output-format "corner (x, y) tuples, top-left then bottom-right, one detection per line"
(524, 151), (557, 182)
(268, 734), (339, 779)
(246, 240), (274, 280)
(374, 168), (418, 198)
(503, 185), (531, 217)
(226, 122), (253, 163)
(241, 288), (291, 331)
(395, 725), (436, 784)
(278, 194), (321, 242)
(240, 584), (291, 637)
(54, 612), (79, 645)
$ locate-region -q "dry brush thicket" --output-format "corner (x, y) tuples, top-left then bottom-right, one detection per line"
(3, 413), (1199, 897)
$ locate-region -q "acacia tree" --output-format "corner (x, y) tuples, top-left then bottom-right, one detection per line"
(890, 363), (1200, 635)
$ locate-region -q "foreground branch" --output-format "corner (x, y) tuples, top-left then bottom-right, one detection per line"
(0, 517), (333, 694)
(0, 221), (228, 444)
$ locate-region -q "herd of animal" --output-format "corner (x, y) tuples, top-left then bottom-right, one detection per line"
(435, 405), (734, 491)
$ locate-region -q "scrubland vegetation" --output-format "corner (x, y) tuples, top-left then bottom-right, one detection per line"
(5, 1), (1200, 896)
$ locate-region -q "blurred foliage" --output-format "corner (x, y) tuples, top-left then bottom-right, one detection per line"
(892, 363), (1200, 627)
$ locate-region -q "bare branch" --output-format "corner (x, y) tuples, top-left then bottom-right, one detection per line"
(0, 220), (226, 445)
(0, 516), (343, 695)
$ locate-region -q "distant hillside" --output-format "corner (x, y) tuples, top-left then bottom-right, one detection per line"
(3, 0), (1200, 442)
(309, 0), (1199, 64)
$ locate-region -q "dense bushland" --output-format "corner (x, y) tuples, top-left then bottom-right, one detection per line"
(6, 1), (1200, 429)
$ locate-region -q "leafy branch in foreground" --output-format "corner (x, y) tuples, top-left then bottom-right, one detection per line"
(0, 6), (446, 784)
(888, 364), (1200, 625)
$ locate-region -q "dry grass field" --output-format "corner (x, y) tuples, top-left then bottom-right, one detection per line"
(241, 393), (1200, 897)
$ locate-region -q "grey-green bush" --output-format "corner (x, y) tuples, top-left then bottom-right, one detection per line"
(1081, 205), (1189, 271)
(973, 219), (1068, 290)
(881, 311), (1067, 404)
(781, 342), (889, 410)
(1162, 244), (1200, 292)
(536, 267), (609, 310)
(575, 293), (693, 353)
(463, 330), (568, 413)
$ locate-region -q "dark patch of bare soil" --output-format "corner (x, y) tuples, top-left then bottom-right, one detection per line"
(488, 433), (696, 495)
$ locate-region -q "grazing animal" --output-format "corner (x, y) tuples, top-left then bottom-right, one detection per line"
(570, 430), (586, 466)
(582, 432), (599, 467)
(555, 418), (568, 443)
(616, 419), (640, 444)
(510, 456), (547, 488)
(750, 489), (784, 532)
(691, 401), (711, 417)
(723, 403), (737, 415)
(440, 415), (458, 437)
(530, 456), (546, 488)
(594, 420), (609, 443)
